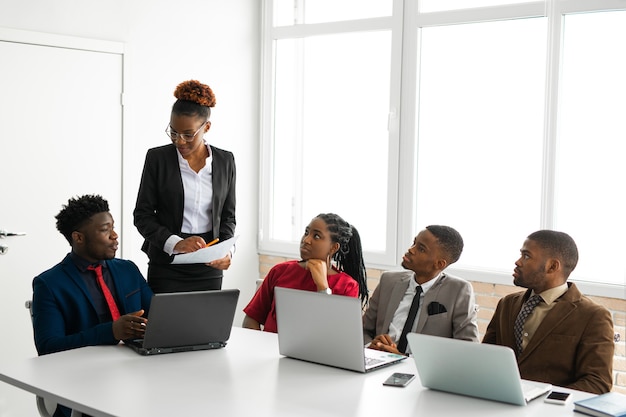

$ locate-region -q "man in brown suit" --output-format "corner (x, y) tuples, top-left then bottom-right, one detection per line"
(483, 230), (614, 394)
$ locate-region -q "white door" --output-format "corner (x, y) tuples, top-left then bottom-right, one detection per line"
(0, 30), (123, 415)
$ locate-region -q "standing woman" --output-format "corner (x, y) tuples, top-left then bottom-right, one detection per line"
(134, 80), (236, 293)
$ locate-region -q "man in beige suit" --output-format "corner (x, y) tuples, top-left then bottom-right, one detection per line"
(363, 225), (479, 355)
(483, 230), (614, 394)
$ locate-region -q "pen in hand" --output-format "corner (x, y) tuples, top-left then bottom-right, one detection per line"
(205, 238), (219, 248)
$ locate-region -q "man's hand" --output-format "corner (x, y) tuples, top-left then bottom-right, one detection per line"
(112, 310), (148, 341)
(369, 334), (402, 355)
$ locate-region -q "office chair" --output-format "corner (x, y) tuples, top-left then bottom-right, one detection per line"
(25, 300), (82, 417)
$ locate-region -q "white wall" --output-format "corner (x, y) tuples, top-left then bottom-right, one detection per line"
(0, 0), (260, 415)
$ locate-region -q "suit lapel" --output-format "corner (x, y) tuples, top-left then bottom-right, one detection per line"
(416, 274), (445, 332)
(167, 145), (185, 233)
(383, 275), (411, 330)
(210, 145), (222, 233)
(518, 287), (578, 362)
(60, 254), (99, 313)
(106, 260), (128, 315)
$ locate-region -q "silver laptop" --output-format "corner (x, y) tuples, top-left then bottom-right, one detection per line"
(275, 287), (406, 373)
(407, 333), (552, 405)
(124, 289), (239, 355)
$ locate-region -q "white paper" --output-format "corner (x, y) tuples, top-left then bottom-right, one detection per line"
(171, 235), (239, 264)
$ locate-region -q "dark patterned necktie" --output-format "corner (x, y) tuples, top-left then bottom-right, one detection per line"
(397, 286), (423, 353)
(513, 294), (542, 354)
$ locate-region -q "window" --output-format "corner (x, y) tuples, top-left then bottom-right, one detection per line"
(415, 17), (547, 273)
(273, 0), (392, 25)
(260, 0), (401, 265)
(553, 10), (626, 286)
(260, 0), (626, 296)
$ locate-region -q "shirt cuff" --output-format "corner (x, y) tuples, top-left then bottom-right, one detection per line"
(164, 235), (184, 255)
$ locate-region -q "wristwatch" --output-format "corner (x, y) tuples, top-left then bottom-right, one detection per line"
(318, 287), (332, 295)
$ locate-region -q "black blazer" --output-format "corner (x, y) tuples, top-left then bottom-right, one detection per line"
(133, 143), (236, 264)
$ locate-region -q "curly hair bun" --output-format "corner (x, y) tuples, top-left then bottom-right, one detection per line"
(174, 80), (216, 107)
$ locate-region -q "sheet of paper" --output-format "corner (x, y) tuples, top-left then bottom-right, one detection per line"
(171, 235), (239, 264)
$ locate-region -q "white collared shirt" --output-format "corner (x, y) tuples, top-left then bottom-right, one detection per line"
(163, 142), (213, 255)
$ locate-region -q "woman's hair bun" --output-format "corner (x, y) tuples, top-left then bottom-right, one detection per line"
(174, 80), (216, 107)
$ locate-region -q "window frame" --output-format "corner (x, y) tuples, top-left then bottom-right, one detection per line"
(259, 0), (405, 267)
(259, 0), (626, 299)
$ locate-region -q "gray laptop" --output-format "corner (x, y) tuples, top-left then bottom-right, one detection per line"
(275, 287), (406, 373)
(124, 289), (239, 356)
(407, 333), (552, 405)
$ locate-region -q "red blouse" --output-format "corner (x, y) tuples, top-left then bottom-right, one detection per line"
(243, 260), (359, 333)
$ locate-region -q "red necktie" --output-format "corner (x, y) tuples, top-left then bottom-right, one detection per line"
(87, 264), (121, 321)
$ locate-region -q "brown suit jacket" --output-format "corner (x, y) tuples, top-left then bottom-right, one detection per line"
(483, 283), (614, 394)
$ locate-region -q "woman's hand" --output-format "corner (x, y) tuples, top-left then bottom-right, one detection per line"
(207, 253), (232, 270)
(174, 236), (206, 253)
(306, 258), (330, 291)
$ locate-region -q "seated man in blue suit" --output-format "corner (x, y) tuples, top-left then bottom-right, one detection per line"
(32, 194), (153, 355)
(32, 194), (153, 416)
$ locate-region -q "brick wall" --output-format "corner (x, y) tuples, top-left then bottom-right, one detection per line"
(259, 254), (626, 393)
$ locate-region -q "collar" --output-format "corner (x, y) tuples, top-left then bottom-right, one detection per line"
(409, 272), (442, 293)
(533, 282), (568, 305)
(70, 251), (105, 272)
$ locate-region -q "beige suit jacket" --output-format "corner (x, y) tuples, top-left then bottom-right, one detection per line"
(362, 270), (479, 344)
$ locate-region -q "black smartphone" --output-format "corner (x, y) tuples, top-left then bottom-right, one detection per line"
(544, 391), (571, 405)
(382, 372), (415, 387)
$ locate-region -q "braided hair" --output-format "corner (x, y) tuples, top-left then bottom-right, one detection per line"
(316, 213), (369, 306)
(171, 80), (216, 120)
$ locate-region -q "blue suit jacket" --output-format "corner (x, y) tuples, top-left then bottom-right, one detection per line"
(32, 253), (153, 355)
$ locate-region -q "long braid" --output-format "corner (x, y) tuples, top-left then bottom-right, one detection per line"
(316, 213), (369, 306)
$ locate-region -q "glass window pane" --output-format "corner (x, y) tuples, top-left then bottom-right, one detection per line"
(271, 39), (299, 242)
(273, 0), (392, 26)
(555, 11), (626, 286)
(416, 18), (547, 273)
(420, 0), (536, 13)
(271, 31), (392, 252)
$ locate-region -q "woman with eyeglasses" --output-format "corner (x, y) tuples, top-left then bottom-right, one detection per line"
(133, 80), (236, 293)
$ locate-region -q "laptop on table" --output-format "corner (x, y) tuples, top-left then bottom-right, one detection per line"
(407, 333), (552, 405)
(274, 287), (406, 373)
(124, 289), (239, 356)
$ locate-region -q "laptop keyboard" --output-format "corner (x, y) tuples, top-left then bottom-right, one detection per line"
(522, 382), (548, 400)
(365, 356), (385, 367)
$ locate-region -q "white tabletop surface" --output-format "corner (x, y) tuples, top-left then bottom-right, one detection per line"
(0, 327), (594, 417)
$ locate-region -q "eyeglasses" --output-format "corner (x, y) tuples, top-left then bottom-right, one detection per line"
(165, 122), (207, 143)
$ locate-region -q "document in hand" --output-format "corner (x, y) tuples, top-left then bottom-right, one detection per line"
(171, 235), (239, 264)
(574, 392), (626, 417)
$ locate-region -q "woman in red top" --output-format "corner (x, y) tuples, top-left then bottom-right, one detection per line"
(242, 213), (368, 333)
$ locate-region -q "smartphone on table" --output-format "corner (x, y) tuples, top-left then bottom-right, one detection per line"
(544, 391), (571, 405)
(383, 373), (415, 387)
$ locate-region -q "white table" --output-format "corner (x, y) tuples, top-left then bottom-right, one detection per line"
(0, 327), (594, 417)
